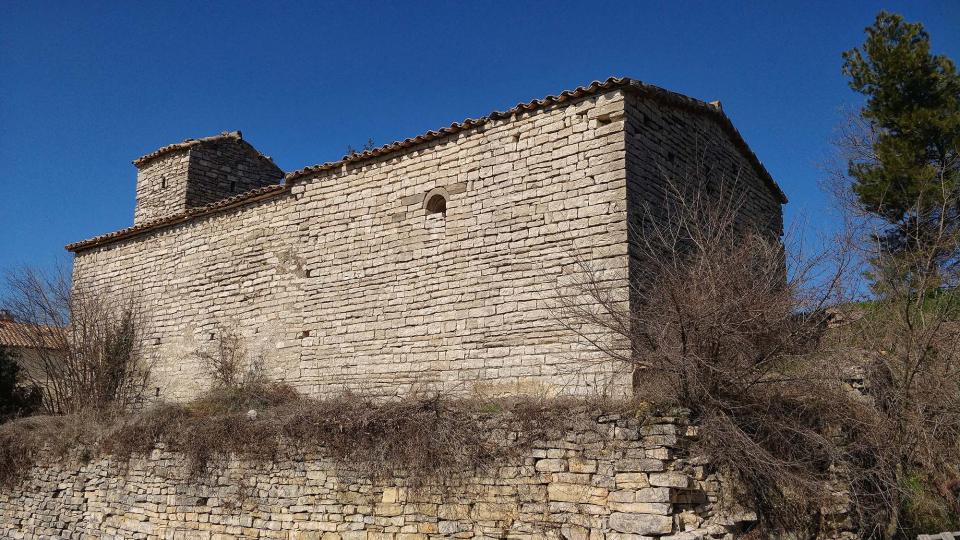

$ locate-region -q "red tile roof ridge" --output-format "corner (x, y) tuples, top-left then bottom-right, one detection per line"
(284, 76), (786, 204)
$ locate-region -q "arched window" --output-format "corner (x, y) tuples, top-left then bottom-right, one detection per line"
(422, 187), (449, 217)
(425, 194), (446, 215)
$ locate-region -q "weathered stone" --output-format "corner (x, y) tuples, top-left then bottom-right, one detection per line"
(648, 472), (691, 488)
(615, 473), (650, 488)
(535, 458), (567, 472)
(547, 483), (609, 504)
(608, 512), (674, 535)
(568, 458), (598, 474)
(608, 502), (671, 515)
(636, 487), (673, 503)
(615, 459), (665, 473)
(561, 523), (589, 540)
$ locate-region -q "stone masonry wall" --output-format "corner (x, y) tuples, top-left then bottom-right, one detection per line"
(134, 148), (192, 225)
(623, 93), (782, 241)
(185, 138), (284, 209)
(621, 94), (785, 338)
(0, 412), (745, 540)
(133, 135), (283, 226)
(74, 90), (633, 402)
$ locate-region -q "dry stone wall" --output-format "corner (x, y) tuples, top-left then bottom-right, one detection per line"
(0, 412), (747, 540)
(73, 90), (634, 403)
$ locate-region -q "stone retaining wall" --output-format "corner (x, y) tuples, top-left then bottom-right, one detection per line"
(0, 412), (745, 540)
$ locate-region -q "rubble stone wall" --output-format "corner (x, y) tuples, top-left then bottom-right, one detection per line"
(0, 413), (740, 540)
(74, 90), (633, 402)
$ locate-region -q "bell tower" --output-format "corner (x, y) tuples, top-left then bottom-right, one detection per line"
(132, 131), (283, 225)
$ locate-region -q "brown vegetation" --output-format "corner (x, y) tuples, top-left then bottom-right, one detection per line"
(559, 170), (960, 537)
(827, 108), (960, 536)
(3, 269), (153, 414)
(559, 178), (867, 535)
(0, 381), (627, 489)
(194, 324), (264, 390)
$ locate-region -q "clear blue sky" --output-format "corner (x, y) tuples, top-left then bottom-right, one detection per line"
(1, 1), (958, 291)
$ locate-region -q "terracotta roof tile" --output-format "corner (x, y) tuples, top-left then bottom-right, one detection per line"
(0, 320), (63, 350)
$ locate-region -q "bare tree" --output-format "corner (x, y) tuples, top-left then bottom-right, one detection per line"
(2, 268), (153, 415)
(827, 112), (960, 537)
(194, 324), (264, 390)
(556, 175), (872, 535)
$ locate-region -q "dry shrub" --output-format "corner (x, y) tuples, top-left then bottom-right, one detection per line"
(194, 325), (264, 390)
(2, 268), (153, 414)
(825, 111), (960, 537)
(1, 383), (624, 490)
(104, 387), (606, 485)
(560, 178), (866, 535)
(836, 265), (960, 536)
(0, 412), (104, 487)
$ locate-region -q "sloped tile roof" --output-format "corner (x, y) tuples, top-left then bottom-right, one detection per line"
(0, 320), (63, 350)
(65, 184), (290, 252)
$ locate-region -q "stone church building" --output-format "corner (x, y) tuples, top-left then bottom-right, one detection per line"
(66, 77), (785, 402)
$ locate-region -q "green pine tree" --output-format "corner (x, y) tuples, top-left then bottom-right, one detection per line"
(842, 11), (960, 285)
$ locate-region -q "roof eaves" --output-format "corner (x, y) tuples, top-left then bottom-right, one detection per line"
(66, 184), (290, 252)
(284, 76), (786, 204)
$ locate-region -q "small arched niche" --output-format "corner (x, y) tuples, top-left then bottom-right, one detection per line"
(423, 187), (449, 217)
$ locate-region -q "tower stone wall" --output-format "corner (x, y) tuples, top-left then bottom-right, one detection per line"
(132, 148), (192, 225)
(132, 131), (283, 226)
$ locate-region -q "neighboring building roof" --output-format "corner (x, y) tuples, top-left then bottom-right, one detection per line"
(0, 317), (63, 350)
(67, 76), (787, 253)
(132, 130), (279, 170)
(919, 533), (960, 540)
